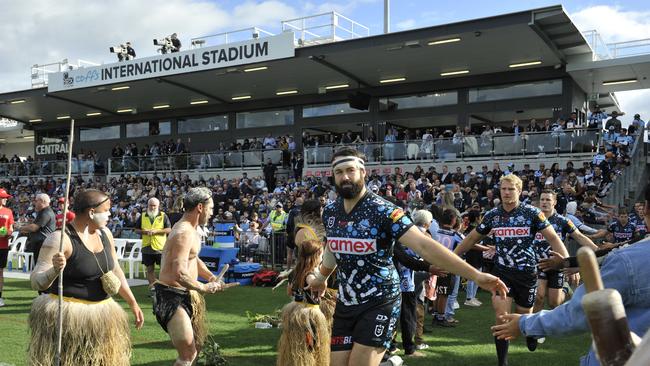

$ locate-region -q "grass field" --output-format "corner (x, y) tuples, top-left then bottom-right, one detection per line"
(0, 278), (590, 365)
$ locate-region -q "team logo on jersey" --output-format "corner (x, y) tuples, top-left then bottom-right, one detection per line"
(327, 216), (335, 228)
(327, 237), (377, 254)
(389, 209), (405, 223)
(538, 212), (547, 222)
(374, 324), (385, 337)
(534, 232), (544, 240)
(491, 227), (531, 238)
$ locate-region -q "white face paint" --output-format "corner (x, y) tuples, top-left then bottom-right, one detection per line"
(90, 210), (111, 228)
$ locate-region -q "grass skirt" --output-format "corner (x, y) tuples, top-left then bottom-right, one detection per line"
(28, 294), (131, 366)
(276, 301), (330, 366)
(189, 290), (207, 349)
(319, 288), (337, 330)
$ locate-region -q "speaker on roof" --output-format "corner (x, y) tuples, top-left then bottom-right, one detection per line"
(348, 92), (371, 111)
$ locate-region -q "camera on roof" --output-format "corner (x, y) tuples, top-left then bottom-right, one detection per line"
(153, 34), (179, 54)
(109, 43), (135, 62)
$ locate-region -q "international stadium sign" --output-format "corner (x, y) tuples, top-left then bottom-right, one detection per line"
(47, 32), (295, 92)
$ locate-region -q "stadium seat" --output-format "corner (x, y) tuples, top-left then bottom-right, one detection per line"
(8, 236), (33, 272)
(114, 239), (127, 260)
(119, 240), (142, 279)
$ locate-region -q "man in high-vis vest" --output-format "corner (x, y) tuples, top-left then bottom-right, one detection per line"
(269, 202), (288, 268)
(136, 197), (172, 285)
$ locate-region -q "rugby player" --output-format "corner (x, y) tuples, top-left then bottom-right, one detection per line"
(532, 190), (597, 313)
(454, 175), (570, 366)
(306, 147), (508, 366)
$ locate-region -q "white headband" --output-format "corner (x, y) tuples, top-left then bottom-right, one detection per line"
(331, 156), (365, 170)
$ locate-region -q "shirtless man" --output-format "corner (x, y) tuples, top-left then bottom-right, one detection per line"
(153, 187), (237, 366)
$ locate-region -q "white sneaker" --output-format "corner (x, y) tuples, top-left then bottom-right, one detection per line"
(474, 298), (483, 305)
(415, 343), (430, 350)
(538, 337), (546, 344)
(0, 298), (5, 307)
(464, 299), (481, 307)
(453, 301), (460, 310)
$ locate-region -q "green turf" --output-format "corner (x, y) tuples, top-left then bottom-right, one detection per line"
(0, 278), (590, 365)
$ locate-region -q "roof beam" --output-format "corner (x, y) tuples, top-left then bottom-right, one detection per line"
(548, 31), (578, 40)
(156, 78), (228, 104)
(308, 55), (371, 88)
(528, 23), (566, 63)
(539, 21), (571, 31)
(44, 93), (119, 116)
(557, 41), (586, 50)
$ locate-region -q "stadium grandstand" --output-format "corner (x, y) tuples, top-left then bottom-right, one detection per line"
(0, 3), (649, 366)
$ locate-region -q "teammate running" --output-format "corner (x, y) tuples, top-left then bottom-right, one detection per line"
(454, 175), (570, 366)
(306, 147), (507, 366)
(592, 207), (640, 244)
(532, 190), (597, 313)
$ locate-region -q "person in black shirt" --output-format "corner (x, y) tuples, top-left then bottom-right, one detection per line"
(170, 33), (181, 52)
(21, 193), (56, 264)
(29, 189), (143, 366)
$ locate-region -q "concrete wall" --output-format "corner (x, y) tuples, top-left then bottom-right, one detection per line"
(0, 141), (34, 158)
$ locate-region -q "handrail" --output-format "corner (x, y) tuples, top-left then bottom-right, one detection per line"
(0, 158), (96, 178)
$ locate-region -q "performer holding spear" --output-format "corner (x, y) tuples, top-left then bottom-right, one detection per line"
(28, 120), (144, 366)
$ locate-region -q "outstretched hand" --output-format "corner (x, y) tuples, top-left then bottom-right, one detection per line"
(305, 278), (326, 301)
(491, 313), (523, 340)
(476, 273), (508, 299)
(539, 250), (566, 271)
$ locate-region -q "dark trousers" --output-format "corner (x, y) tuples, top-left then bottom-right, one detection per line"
(413, 271), (429, 344)
(399, 291), (417, 354)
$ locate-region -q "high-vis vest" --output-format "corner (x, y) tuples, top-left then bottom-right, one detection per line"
(141, 212), (167, 251)
(270, 211), (288, 232)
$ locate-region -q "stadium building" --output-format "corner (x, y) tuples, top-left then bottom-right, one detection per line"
(0, 5), (648, 180)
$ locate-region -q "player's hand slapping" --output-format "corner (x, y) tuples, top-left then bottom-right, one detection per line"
(305, 277), (326, 301)
(491, 313), (523, 340)
(539, 250), (566, 271)
(476, 272), (508, 299)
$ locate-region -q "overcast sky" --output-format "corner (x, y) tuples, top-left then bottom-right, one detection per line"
(1, 0), (648, 123)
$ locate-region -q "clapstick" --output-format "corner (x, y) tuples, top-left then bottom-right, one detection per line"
(625, 330), (649, 366)
(578, 247), (635, 366)
(215, 264), (229, 282)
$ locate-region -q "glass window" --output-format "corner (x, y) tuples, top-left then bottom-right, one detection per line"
(80, 125), (120, 141)
(379, 92), (458, 111)
(236, 109), (293, 128)
(126, 122), (149, 138)
(152, 121), (171, 135)
(469, 79), (562, 103)
(302, 102), (365, 118)
(178, 115), (228, 134)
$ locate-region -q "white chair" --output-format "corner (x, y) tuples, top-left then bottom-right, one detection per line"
(118, 241), (142, 279)
(9, 237), (33, 272)
(114, 239), (127, 260)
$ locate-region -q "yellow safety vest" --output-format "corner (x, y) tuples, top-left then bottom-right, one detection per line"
(141, 212), (167, 251)
(270, 211), (288, 232)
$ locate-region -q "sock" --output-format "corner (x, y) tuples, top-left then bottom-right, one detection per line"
(0, 291), (3, 298)
(495, 337), (509, 366)
(526, 336), (538, 351)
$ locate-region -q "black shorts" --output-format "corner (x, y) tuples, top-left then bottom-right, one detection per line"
(436, 275), (452, 296)
(142, 246), (162, 267)
(491, 265), (537, 308)
(152, 283), (193, 333)
(331, 296), (401, 352)
(0, 249), (8, 268)
(538, 270), (564, 289)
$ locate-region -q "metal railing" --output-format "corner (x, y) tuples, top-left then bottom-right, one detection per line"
(282, 11), (369, 46)
(602, 132), (645, 206)
(304, 129), (601, 166)
(107, 148), (287, 174)
(583, 30), (650, 60)
(31, 59), (100, 88)
(190, 27), (275, 49)
(0, 158), (95, 177)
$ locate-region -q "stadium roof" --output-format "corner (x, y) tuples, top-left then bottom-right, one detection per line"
(0, 5), (625, 126)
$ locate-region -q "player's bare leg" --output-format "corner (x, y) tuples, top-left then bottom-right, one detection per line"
(533, 279), (548, 313)
(547, 287), (565, 308)
(493, 295), (513, 366)
(168, 307), (197, 365)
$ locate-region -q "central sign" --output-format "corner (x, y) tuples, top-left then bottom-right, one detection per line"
(47, 32), (295, 92)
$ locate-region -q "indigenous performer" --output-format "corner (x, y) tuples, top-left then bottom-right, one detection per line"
(153, 187), (237, 366)
(277, 199), (331, 366)
(307, 147), (507, 366)
(455, 175), (571, 366)
(28, 189), (144, 366)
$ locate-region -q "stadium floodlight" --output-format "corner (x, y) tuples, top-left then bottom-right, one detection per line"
(509, 61), (542, 68)
(243, 66), (268, 72)
(153, 104), (170, 109)
(10, 99), (26, 104)
(232, 95), (252, 101)
(324, 84), (349, 90)
(440, 70), (469, 76)
(117, 108), (133, 113)
(29, 119), (42, 123)
(602, 79), (637, 86)
(57, 115), (71, 120)
(428, 37), (461, 45)
(111, 86), (130, 91)
(190, 100), (209, 105)
(380, 77), (406, 84)
(86, 112), (102, 117)
(276, 90), (298, 95)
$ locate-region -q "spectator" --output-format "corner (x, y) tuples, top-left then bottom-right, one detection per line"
(21, 193), (55, 264)
(604, 111), (623, 133)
